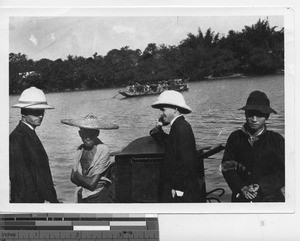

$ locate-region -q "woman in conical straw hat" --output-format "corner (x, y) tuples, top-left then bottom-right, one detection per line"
(61, 114), (119, 203)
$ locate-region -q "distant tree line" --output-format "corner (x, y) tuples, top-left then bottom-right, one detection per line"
(9, 19), (284, 95)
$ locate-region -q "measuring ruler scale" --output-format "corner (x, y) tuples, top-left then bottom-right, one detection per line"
(0, 213), (159, 241)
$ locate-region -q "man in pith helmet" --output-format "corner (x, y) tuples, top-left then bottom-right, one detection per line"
(150, 90), (203, 202)
(221, 90), (285, 202)
(10, 87), (59, 203)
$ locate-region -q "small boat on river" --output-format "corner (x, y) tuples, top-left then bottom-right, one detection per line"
(118, 79), (189, 98)
(113, 135), (225, 203)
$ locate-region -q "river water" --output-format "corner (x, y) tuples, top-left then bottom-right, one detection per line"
(9, 74), (284, 203)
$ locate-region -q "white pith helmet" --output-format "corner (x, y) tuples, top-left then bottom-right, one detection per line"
(12, 87), (54, 109)
(151, 90), (192, 114)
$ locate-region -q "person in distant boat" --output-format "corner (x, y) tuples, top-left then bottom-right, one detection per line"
(221, 90), (285, 202)
(61, 114), (118, 203)
(168, 80), (176, 90)
(150, 90), (204, 202)
(145, 84), (150, 93)
(10, 87), (58, 203)
(157, 83), (163, 92)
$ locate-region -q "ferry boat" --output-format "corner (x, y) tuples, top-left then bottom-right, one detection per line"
(117, 79), (189, 98)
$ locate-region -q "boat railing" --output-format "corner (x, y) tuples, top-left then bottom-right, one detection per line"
(197, 144), (226, 203)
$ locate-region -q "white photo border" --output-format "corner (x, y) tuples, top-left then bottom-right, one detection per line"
(0, 6), (295, 214)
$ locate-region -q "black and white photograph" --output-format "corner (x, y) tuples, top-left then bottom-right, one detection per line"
(0, 6), (295, 215)
(0, 1), (299, 240)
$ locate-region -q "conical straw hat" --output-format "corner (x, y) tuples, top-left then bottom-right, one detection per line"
(61, 114), (119, 130)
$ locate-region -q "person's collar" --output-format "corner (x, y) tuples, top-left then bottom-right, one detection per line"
(241, 123), (266, 146)
(170, 114), (183, 126)
(21, 120), (35, 130)
(242, 123), (266, 136)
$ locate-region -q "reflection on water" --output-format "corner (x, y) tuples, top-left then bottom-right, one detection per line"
(9, 75), (284, 203)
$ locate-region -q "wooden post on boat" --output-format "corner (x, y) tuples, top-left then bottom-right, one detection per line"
(114, 136), (164, 203)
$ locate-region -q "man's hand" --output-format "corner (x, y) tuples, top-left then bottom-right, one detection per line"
(221, 161), (246, 172)
(71, 169), (81, 179)
(97, 180), (108, 187)
(241, 184), (259, 200)
(171, 189), (184, 198)
(158, 115), (168, 126)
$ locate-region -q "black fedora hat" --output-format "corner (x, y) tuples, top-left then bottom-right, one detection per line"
(239, 90), (277, 114)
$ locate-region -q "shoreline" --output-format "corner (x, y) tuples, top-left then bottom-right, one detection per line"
(9, 73), (284, 96)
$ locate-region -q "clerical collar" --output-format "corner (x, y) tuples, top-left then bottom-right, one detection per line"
(21, 121), (35, 130)
(170, 115), (183, 126)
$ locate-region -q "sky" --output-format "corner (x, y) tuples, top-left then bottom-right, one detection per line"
(9, 16), (284, 61)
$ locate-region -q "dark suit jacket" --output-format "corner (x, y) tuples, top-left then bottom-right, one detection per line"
(150, 116), (202, 202)
(9, 121), (58, 203)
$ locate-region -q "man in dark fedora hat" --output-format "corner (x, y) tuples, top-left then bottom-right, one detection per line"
(221, 90), (285, 202)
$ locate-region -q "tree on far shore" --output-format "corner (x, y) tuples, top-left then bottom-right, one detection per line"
(9, 19), (284, 94)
